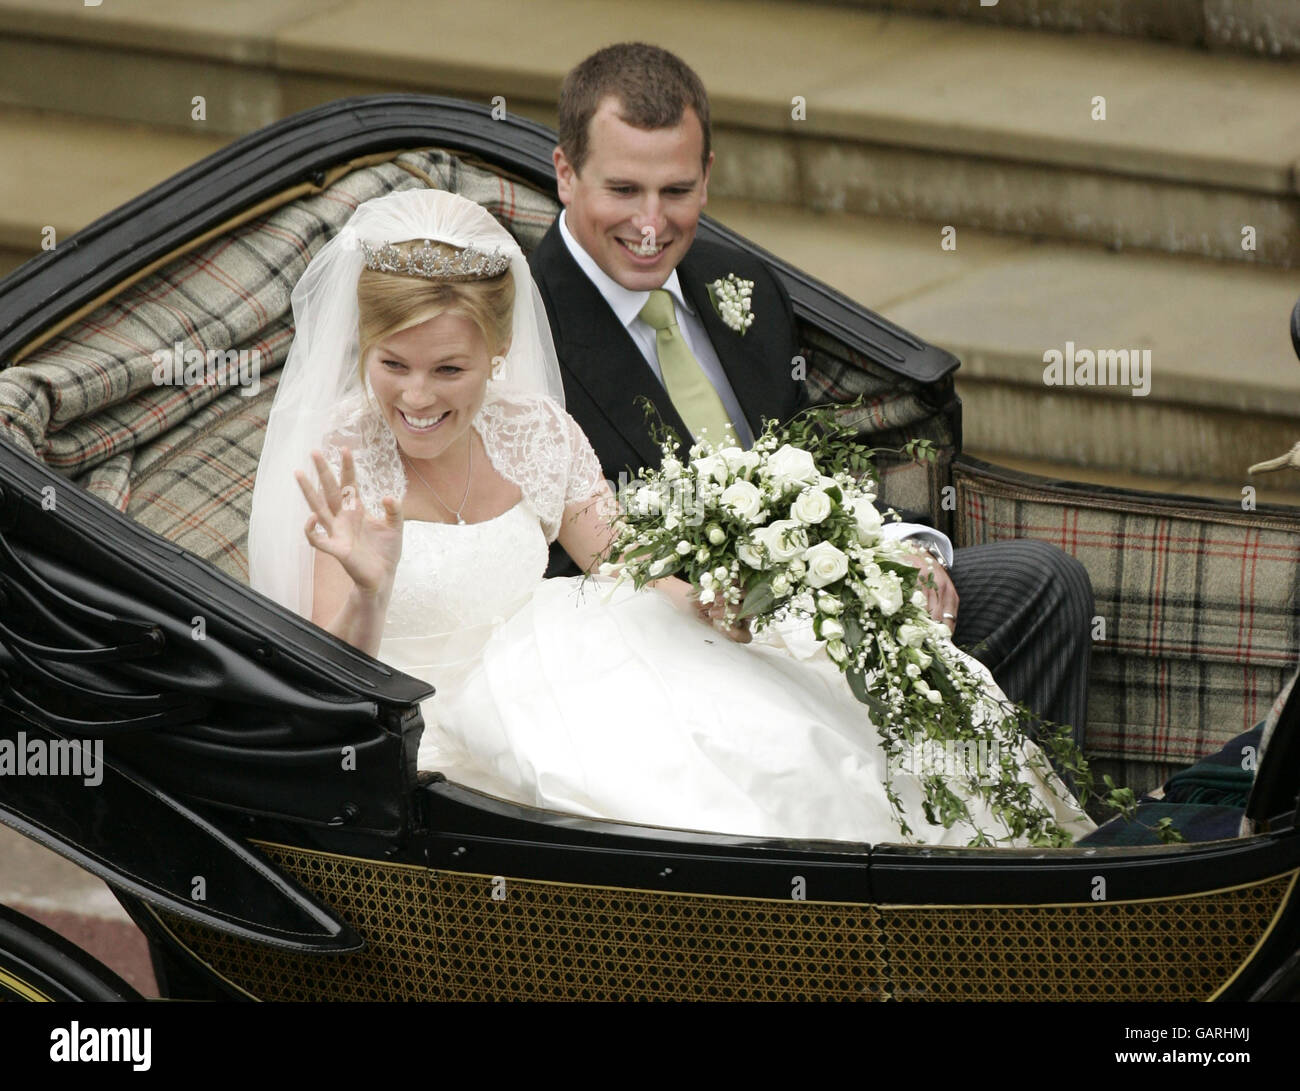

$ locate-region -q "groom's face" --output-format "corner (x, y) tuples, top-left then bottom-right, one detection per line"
(555, 97), (713, 292)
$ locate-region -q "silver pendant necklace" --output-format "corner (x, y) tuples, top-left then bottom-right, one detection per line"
(403, 435), (473, 525)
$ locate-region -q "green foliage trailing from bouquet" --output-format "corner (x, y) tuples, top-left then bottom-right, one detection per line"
(603, 402), (1138, 847)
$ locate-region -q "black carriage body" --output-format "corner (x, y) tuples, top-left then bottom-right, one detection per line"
(1, 96), (1298, 1002)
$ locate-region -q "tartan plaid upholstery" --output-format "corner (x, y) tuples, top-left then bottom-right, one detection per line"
(954, 459), (1300, 790)
(798, 321), (958, 524)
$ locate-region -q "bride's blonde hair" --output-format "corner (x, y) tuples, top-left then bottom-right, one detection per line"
(355, 239), (515, 388)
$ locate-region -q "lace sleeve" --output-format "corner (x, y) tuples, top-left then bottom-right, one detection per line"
(476, 386), (611, 543)
(561, 407), (608, 508)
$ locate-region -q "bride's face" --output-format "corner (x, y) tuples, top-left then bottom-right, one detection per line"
(365, 311), (493, 462)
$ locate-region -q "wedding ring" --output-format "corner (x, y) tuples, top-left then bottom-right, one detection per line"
(941, 612), (956, 620)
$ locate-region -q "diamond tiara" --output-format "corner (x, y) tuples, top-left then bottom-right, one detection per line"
(359, 239), (511, 282)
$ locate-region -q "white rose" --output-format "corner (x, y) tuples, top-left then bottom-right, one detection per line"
(771, 573), (791, 596)
(719, 447), (760, 475)
(752, 519), (808, 564)
(706, 524), (726, 546)
(926, 690), (943, 705)
(867, 571), (905, 615)
(897, 621), (928, 648)
(789, 558), (807, 580)
(910, 590), (927, 608)
(692, 454), (729, 486)
(803, 541), (850, 588)
(905, 662), (921, 679)
(720, 480), (763, 523)
(713, 566), (730, 580)
(765, 444), (819, 489)
(820, 618), (845, 641)
(699, 587), (716, 606)
(736, 536), (766, 569)
(826, 639), (847, 664)
(791, 489), (832, 526)
(675, 540), (692, 556)
(817, 593), (844, 616)
(631, 488), (661, 517)
(847, 496), (883, 543)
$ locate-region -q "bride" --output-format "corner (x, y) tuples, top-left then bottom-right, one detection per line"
(248, 188), (1093, 847)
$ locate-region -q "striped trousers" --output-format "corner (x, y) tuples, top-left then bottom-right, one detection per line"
(949, 539), (1096, 748)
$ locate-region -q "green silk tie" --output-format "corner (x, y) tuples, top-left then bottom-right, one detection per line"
(638, 289), (735, 444)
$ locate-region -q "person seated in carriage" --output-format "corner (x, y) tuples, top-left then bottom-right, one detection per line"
(528, 42), (1097, 752)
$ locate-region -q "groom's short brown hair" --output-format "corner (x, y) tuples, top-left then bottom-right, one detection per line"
(558, 43), (711, 175)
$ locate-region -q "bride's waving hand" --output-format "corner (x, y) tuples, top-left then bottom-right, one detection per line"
(297, 445), (403, 654)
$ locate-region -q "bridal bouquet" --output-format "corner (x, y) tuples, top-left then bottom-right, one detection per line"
(603, 406), (1104, 847)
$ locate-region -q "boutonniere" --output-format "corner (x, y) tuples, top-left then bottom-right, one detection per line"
(706, 273), (755, 335)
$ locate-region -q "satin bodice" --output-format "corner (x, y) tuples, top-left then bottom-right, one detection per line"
(384, 500), (551, 638)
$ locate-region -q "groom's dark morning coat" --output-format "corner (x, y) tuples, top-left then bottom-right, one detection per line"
(528, 220), (809, 487)
(529, 217), (1096, 742)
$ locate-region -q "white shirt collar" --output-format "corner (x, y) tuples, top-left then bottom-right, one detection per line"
(557, 209), (694, 329)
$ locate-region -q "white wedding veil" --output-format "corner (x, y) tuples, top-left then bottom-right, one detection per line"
(247, 187), (564, 620)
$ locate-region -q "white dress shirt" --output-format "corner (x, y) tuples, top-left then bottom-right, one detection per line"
(557, 210), (754, 447)
(555, 210), (951, 563)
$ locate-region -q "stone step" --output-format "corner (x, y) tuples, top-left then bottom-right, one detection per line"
(0, 249), (27, 278)
(962, 449), (1300, 510)
(0, 105), (227, 267)
(813, 0), (1300, 58)
(1, 0), (1298, 266)
(708, 195), (1300, 491)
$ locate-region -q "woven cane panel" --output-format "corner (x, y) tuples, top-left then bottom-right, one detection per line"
(160, 844), (885, 1000)
(882, 872), (1295, 1001)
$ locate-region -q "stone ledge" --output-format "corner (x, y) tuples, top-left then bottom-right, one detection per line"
(811, 0), (1300, 59)
(709, 195), (1300, 418)
(0, 0), (350, 64)
(2, 0), (1297, 195)
(957, 379), (1300, 485)
(962, 448), (1300, 508)
(0, 105), (226, 255)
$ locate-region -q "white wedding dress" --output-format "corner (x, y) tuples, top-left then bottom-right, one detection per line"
(334, 386), (1093, 847)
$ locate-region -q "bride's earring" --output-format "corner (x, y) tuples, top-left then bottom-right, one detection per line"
(490, 355), (506, 381)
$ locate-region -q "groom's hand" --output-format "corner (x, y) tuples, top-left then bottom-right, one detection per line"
(700, 597), (752, 644)
(653, 576), (752, 643)
(900, 545), (959, 634)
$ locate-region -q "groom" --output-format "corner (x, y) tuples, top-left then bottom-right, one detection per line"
(529, 42), (1094, 741)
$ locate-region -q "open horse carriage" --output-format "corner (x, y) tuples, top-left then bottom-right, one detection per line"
(1, 96), (1297, 1002)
